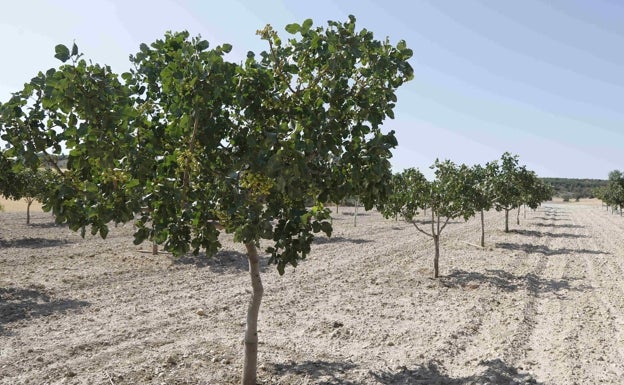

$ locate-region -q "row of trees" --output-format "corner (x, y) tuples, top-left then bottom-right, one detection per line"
(594, 170), (624, 215)
(0, 17), (413, 385)
(381, 152), (553, 278)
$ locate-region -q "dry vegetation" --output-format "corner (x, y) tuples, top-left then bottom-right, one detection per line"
(1, 199), (623, 384)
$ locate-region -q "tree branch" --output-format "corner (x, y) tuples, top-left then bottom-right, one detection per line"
(439, 216), (451, 232)
(411, 220), (432, 238)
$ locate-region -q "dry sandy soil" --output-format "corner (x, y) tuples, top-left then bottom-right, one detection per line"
(1, 199), (624, 384)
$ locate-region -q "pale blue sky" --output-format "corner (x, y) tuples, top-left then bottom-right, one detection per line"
(1, 0), (622, 179)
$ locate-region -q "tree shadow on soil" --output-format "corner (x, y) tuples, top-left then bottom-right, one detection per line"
(532, 216), (569, 221)
(532, 223), (584, 229)
(268, 360), (359, 385)
(0, 237), (70, 248)
(443, 269), (591, 295)
(173, 250), (266, 273)
(28, 221), (68, 229)
(495, 242), (608, 256)
(508, 229), (587, 238)
(341, 211), (371, 217)
(371, 359), (542, 385)
(313, 236), (373, 245)
(0, 286), (90, 335)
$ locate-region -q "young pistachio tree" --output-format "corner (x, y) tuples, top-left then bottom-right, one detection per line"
(490, 152), (526, 233)
(383, 160), (475, 278)
(0, 16), (413, 385)
(12, 168), (57, 224)
(469, 162), (497, 247)
(490, 153), (552, 231)
(605, 170), (624, 215)
(515, 169), (553, 225)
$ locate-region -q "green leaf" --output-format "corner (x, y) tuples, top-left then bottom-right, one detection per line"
(320, 221), (332, 237)
(221, 43), (232, 53)
(285, 23), (301, 34)
(100, 224), (109, 239)
(54, 44), (70, 63)
(196, 39), (209, 51)
(71, 43), (78, 56)
(301, 19), (313, 33)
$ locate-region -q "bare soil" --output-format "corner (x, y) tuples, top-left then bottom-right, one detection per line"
(1, 200), (623, 384)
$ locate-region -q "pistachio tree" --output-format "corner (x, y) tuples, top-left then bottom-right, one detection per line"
(490, 153), (552, 231)
(490, 152), (525, 232)
(0, 16), (413, 385)
(604, 170), (624, 215)
(13, 168), (57, 224)
(515, 169), (553, 224)
(383, 160), (475, 278)
(468, 162), (496, 247)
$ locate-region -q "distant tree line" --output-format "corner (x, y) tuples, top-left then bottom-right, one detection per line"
(542, 177), (608, 201)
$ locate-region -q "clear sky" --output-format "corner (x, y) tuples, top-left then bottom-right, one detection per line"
(1, 0), (623, 179)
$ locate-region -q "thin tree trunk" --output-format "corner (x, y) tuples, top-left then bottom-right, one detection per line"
(433, 234), (440, 279)
(242, 242), (263, 385)
(516, 206), (521, 225)
(26, 199), (32, 225)
(505, 209), (510, 233)
(353, 198), (358, 227)
(480, 209), (485, 247)
(432, 210), (439, 278)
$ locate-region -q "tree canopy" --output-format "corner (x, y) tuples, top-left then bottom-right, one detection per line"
(0, 16), (414, 385)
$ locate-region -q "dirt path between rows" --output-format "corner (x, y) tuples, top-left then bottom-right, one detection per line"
(1, 202), (623, 384)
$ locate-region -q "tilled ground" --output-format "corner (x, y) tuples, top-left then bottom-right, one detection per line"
(1, 201), (623, 384)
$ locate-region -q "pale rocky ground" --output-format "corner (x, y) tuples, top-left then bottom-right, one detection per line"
(1, 198), (623, 384)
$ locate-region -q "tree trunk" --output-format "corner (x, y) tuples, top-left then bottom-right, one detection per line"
(433, 234), (440, 279)
(242, 242), (264, 385)
(480, 209), (485, 247)
(431, 210), (439, 278)
(26, 199), (32, 225)
(505, 209), (510, 233)
(516, 206), (521, 225)
(353, 198), (358, 227)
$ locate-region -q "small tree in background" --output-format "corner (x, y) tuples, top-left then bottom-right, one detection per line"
(383, 160), (475, 278)
(491, 152), (525, 233)
(468, 162), (497, 247)
(605, 170), (624, 215)
(11, 168), (57, 224)
(490, 153), (551, 231)
(516, 171), (553, 224)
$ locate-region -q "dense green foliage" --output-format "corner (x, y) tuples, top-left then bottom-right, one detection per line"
(0, 16), (413, 268)
(595, 170), (624, 214)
